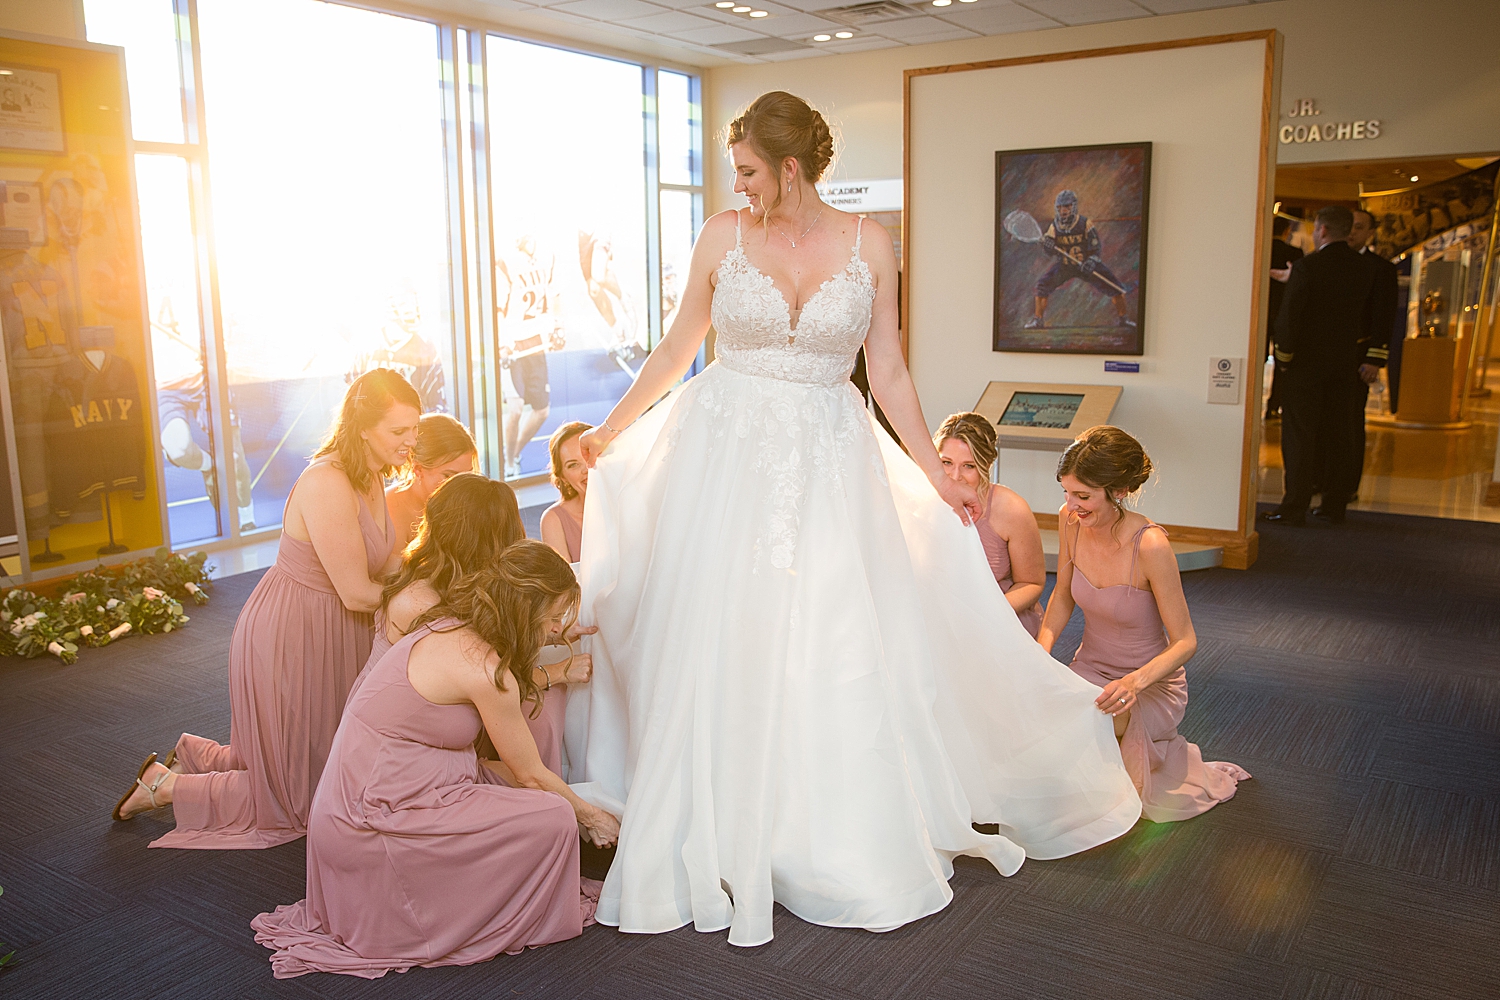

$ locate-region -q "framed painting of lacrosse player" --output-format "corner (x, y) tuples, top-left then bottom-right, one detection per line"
(994, 142), (1151, 355)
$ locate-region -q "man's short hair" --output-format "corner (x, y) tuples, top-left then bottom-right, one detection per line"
(1316, 205), (1354, 240)
(1273, 215), (1291, 238)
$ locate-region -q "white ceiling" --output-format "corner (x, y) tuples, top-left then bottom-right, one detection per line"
(466, 0), (1278, 65)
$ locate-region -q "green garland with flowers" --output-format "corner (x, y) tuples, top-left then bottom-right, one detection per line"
(0, 549), (213, 665)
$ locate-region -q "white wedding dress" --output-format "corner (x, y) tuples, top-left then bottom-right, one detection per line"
(565, 215), (1141, 947)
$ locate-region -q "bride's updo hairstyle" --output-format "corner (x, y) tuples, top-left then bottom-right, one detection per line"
(933, 412), (998, 498)
(723, 91), (836, 217)
(1056, 426), (1154, 518)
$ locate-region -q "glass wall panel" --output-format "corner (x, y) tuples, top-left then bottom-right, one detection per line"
(82, 0), (185, 143)
(135, 153), (222, 543)
(487, 37), (647, 479)
(659, 188), (697, 341)
(657, 69), (698, 188)
(198, 0), (450, 529)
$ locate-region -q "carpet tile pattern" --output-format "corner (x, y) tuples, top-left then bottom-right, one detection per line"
(0, 506), (1497, 998)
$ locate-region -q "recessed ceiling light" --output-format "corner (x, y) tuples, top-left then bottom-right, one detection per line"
(812, 33), (831, 40)
(835, 30), (853, 38)
(933, 0), (952, 6)
(1410, 175), (1419, 182)
(0, 70), (12, 76)
(749, 9), (768, 16)
(732, 5), (751, 10)
(715, 1), (734, 6)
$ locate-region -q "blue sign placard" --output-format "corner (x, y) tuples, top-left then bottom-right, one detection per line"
(1104, 360), (1140, 373)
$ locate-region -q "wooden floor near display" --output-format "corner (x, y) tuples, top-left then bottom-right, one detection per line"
(1259, 367), (1500, 523)
(2, 508), (1498, 999)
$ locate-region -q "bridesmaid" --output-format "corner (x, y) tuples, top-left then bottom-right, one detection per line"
(384, 413), (478, 550)
(113, 370), (418, 847)
(356, 473), (590, 771)
(934, 412), (1045, 637)
(540, 421), (591, 563)
(1038, 425), (1248, 822)
(252, 542), (619, 979)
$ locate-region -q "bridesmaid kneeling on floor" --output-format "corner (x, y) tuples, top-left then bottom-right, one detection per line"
(252, 541), (620, 979)
(358, 472), (591, 770)
(935, 412), (1045, 637)
(1038, 426), (1248, 822)
(540, 421), (591, 563)
(384, 413), (479, 550)
(113, 370), (416, 846)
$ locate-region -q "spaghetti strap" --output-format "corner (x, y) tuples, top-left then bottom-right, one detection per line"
(1128, 523), (1168, 591)
(735, 210), (743, 248)
(853, 216), (864, 259)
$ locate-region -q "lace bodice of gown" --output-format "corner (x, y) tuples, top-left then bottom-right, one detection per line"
(711, 214), (874, 387)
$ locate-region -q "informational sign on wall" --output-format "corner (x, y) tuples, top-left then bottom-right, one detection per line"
(815, 178), (902, 213)
(1207, 356), (1243, 404)
(1278, 98), (1382, 145)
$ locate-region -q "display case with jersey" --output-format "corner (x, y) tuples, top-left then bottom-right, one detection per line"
(44, 330), (149, 526)
(0, 33), (166, 576)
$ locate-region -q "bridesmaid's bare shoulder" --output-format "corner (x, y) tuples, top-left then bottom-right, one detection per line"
(388, 579), (439, 634)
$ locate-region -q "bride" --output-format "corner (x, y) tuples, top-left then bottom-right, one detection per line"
(567, 91), (1140, 947)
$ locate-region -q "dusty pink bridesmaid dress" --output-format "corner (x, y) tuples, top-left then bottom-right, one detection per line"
(252, 619), (598, 979)
(151, 473), (395, 849)
(542, 500), (582, 562)
(974, 491), (1043, 638)
(1067, 523), (1248, 823)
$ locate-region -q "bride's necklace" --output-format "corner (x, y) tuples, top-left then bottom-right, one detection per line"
(771, 207), (823, 249)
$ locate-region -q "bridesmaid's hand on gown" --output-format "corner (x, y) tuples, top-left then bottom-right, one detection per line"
(933, 473), (983, 526)
(578, 427), (613, 469)
(556, 653), (594, 686)
(579, 805), (620, 848)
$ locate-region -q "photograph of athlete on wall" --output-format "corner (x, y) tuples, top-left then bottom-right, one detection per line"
(994, 142), (1151, 355)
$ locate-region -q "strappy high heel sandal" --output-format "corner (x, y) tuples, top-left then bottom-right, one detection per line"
(162, 748), (178, 771)
(112, 753), (169, 822)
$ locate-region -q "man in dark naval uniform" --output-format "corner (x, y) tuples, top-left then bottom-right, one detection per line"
(1261, 205), (1385, 526)
(1025, 189), (1135, 330)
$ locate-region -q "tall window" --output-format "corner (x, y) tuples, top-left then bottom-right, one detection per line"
(486, 38), (648, 480)
(85, 1), (702, 548)
(197, 0), (451, 530)
(656, 69), (703, 350)
(85, 0), (222, 544)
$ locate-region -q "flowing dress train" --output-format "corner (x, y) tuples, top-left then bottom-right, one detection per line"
(563, 216), (1142, 947)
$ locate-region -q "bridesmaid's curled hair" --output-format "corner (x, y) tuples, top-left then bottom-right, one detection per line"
(315, 368), (422, 495)
(1055, 425), (1154, 504)
(383, 473), (524, 612)
(933, 412), (998, 497)
(416, 540), (579, 718)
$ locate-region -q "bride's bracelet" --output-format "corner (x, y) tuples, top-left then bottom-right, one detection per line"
(601, 419), (624, 437)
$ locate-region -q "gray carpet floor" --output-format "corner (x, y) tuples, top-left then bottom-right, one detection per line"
(0, 506), (1497, 998)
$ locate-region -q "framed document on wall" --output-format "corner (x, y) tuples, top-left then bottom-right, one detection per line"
(994, 141), (1151, 355)
(0, 64), (65, 153)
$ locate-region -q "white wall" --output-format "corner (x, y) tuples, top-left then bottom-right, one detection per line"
(0, 0), (83, 39)
(908, 37), (1271, 532)
(705, 0), (1500, 202)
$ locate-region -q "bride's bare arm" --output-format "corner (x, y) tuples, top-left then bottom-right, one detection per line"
(580, 211), (739, 466)
(860, 224), (983, 524)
